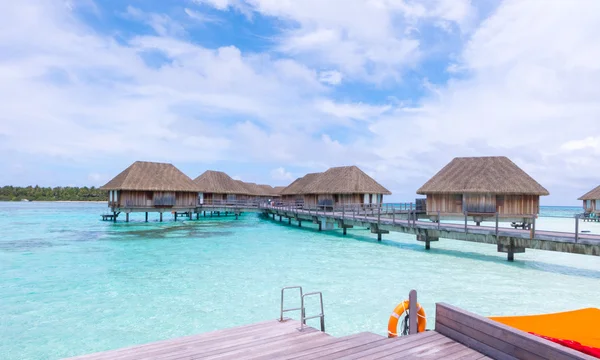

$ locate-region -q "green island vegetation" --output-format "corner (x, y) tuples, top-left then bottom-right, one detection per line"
(0, 186), (107, 201)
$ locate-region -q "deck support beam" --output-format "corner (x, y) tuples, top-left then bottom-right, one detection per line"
(497, 240), (525, 262)
(417, 232), (439, 250)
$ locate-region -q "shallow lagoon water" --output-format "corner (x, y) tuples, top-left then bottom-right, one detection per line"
(0, 202), (599, 359)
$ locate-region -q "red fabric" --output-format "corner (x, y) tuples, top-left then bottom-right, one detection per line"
(530, 332), (600, 358)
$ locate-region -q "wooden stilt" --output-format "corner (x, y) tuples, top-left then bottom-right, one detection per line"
(196, 212), (199, 220)
(145, 212), (148, 222)
(113, 211), (117, 223)
(235, 213), (239, 220)
(126, 213), (129, 223)
(288, 218), (291, 225)
(189, 211), (192, 220)
(175, 213), (178, 221)
(343, 227), (347, 235)
(279, 215), (282, 222)
(203, 211), (206, 217)
(160, 213), (163, 222)
(298, 221), (302, 227)
(225, 211), (228, 216)
(508, 251), (514, 262)
(425, 240), (430, 250)
(318, 222), (322, 231)
(217, 212), (220, 217)
(377, 233), (382, 241)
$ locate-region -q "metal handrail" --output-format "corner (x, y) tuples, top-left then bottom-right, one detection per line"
(301, 291), (325, 332)
(280, 286), (303, 322)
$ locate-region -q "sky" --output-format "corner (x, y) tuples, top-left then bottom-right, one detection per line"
(0, 0), (599, 205)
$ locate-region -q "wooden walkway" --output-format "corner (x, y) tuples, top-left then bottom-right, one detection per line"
(263, 207), (600, 260)
(66, 319), (488, 360)
(66, 303), (594, 360)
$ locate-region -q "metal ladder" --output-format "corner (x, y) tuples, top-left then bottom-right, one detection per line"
(280, 286), (325, 332)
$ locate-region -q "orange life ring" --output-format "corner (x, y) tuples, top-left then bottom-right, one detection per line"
(387, 300), (426, 337)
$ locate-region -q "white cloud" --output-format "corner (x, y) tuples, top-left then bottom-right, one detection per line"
(317, 100), (391, 121)
(318, 70), (343, 85)
(184, 8), (222, 24)
(270, 167), (293, 181)
(196, 0), (476, 82)
(124, 6), (186, 37)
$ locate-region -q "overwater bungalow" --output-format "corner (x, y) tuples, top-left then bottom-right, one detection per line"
(417, 156), (549, 225)
(100, 161), (199, 220)
(194, 170), (251, 205)
(578, 185), (600, 215)
(280, 166), (391, 208)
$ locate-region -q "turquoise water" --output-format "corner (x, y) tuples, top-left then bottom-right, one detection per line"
(1, 202), (599, 359)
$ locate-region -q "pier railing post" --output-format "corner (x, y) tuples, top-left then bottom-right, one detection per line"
(495, 212), (499, 238)
(409, 289), (417, 335)
(464, 211), (468, 234)
(377, 204), (381, 229)
(532, 214), (536, 239)
(575, 215), (579, 243)
(392, 208), (395, 224)
(437, 210), (441, 230)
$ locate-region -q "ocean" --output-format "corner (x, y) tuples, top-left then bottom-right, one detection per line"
(0, 202), (598, 359)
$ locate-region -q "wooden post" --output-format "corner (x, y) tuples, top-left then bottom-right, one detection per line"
(575, 215), (579, 243)
(464, 211), (468, 234)
(377, 232), (382, 241)
(203, 211), (206, 217)
(495, 212), (499, 238)
(189, 211), (192, 220)
(343, 227), (347, 235)
(508, 248), (514, 262)
(160, 212), (163, 222)
(342, 205), (345, 220)
(392, 209), (395, 224)
(279, 215), (282, 222)
(409, 290), (418, 335)
(174, 213), (177, 221)
(113, 211), (117, 223)
(298, 220), (302, 228)
(126, 213), (129, 222)
(532, 215), (536, 239)
(145, 212), (148, 222)
(272, 213), (275, 220)
(377, 205), (381, 229)
(438, 210), (441, 230)
(288, 218), (291, 225)
(318, 222), (322, 231)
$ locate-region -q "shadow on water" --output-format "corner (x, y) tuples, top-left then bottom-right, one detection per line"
(263, 215), (600, 280)
(105, 220), (237, 240)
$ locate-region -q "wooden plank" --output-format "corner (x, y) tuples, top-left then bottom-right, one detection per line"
(67, 320), (285, 359)
(285, 332), (385, 360)
(248, 332), (339, 360)
(374, 336), (457, 359)
(435, 345), (486, 360)
(69, 320), (300, 360)
(317, 338), (392, 359)
(436, 314), (542, 360)
(436, 303), (596, 360)
(435, 322), (519, 360)
(339, 331), (441, 360)
(416, 341), (474, 360)
(201, 331), (329, 360)
(140, 321), (307, 360)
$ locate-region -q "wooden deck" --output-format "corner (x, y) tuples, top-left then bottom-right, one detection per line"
(66, 319), (488, 360)
(66, 303), (595, 360)
(263, 206), (600, 260)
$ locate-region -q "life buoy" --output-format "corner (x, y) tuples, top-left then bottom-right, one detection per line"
(387, 300), (426, 338)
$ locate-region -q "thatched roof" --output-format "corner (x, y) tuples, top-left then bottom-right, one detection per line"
(417, 157), (549, 195)
(579, 185), (600, 200)
(280, 173), (322, 195)
(100, 161), (198, 192)
(273, 186), (286, 195)
(299, 166), (391, 195)
(194, 171), (250, 194)
(280, 167), (390, 195)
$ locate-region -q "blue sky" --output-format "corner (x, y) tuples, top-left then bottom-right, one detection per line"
(1, 0), (599, 205)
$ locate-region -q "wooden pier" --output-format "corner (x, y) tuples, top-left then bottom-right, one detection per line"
(66, 303), (593, 359)
(262, 205), (600, 261)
